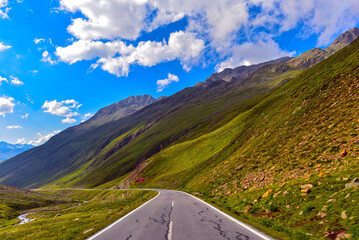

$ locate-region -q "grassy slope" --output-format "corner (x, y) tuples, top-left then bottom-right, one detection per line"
(0, 60), (299, 189)
(0, 189), (154, 240)
(132, 39), (359, 239)
(0, 185), (70, 227)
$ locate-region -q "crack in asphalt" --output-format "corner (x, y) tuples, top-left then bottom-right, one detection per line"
(198, 208), (251, 240)
(148, 195), (173, 240)
(125, 234), (132, 240)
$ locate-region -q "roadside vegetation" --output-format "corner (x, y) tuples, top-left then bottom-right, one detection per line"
(0, 189), (154, 240)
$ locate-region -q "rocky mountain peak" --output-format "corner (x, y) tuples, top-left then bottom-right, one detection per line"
(332, 27), (359, 45)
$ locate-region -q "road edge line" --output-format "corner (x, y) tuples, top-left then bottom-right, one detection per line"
(183, 192), (274, 240)
(87, 191), (161, 240)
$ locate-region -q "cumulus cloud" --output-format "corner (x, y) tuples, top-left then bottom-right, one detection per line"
(10, 75), (24, 85)
(0, 76), (7, 86)
(0, 96), (15, 117)
(216, 39), (296, 72)
(28, 130), (61, 146)
(57, 31), (204, 76)
(42, 99), (80, 124)
(21, 113), (29, 119)
(56, 0), (359, 76)
(0, 42), (11, 51)
(157, 73), (179, 92)
(7, 125), (22, 129)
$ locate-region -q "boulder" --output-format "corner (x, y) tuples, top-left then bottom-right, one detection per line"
(345, 178), (359, 189)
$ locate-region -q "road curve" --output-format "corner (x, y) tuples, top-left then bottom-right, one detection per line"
(88, 189), (274, 240)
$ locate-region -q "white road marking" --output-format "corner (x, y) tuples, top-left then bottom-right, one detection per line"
(168, 220), (173, 240)
(172, 200), (174, 207)
(183, 192), (274, 240)
(87, 191), (161, 240)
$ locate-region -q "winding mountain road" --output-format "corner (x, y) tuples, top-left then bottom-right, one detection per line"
(88, 189), (274, 240)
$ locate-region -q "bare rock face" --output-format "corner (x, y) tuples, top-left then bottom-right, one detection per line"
(84, 95), (157, 127)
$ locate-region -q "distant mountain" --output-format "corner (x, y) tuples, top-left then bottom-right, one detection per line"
(83, 95), (157, 127)
(0, 142), (34, 162)
(195, 57), (293, 87)
(198, 27), (359, 87)
(288, 27), (359, 68)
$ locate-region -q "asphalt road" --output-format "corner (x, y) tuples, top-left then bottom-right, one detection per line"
(88, 190), (274, 240)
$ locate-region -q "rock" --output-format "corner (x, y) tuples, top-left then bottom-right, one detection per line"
(318, 172), (324, 177)
(301, 188), (310, 193)
(235, 164), (245, 171)
(336, 232), (352, 239)
(301, 193), (308, 196)
(83, 228), (94, 234)
(306, 233), (313, 236)
(243, 205), (252, 213)
(327, 199), (336, 203)
(301, 184), (313, 189)
(299, 211), (303, 215)
(345, 178), (359, 189)
(282, 190), (289, 196)
(341, 211), (348, 219)
(262, 189), (272, 198)
(317, 212), (326, 218)
(345, 193), (350, 198)
(340, 149), (348, 157)
(273, 191), (282, 198)
(322, 205), (327, 211)
(285, 205), (290, 209)
(55, 213), (61, 217)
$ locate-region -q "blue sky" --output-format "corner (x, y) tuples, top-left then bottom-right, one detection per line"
(0, 0), (358, 145)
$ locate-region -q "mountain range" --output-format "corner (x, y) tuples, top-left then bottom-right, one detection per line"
(0, 142), (34, 162)
(0, 27), (358, 191)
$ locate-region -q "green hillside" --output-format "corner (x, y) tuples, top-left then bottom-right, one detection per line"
(131, 37), (359, 239)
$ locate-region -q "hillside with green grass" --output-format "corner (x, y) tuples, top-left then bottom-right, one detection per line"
(130, 37), (359, 239)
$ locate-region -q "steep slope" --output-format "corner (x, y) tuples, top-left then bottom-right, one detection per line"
(0, 142), (34, 162)
(134, 37), (359, 239)
(0, 56), (300, 188)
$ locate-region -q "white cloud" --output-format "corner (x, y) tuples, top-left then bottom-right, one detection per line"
(28, 130), (61, 146)
(42, 99), (80, 124)
(58, 31), (204, 76)
(30, 70), (38, 74)
(34, 38), (45, 44)
(7, 125), (22, 129)
(41, 51), (57, 65)
(0, 42), (11, 51)
(21, 113), (29, 119)
(0, 96), (15, 117)
(56, 0), (359, 76)
(62, 117), (76, 124)
(10, 75), (24, 85)
(216, 39), (296, 72)
(16, 138), (26, 144)
(0, 0), (9, 19)
(0, 76), (7, 86)
(157, 73), (179, 92)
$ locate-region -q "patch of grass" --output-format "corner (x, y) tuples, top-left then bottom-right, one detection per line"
(0, 189), (154, 240)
